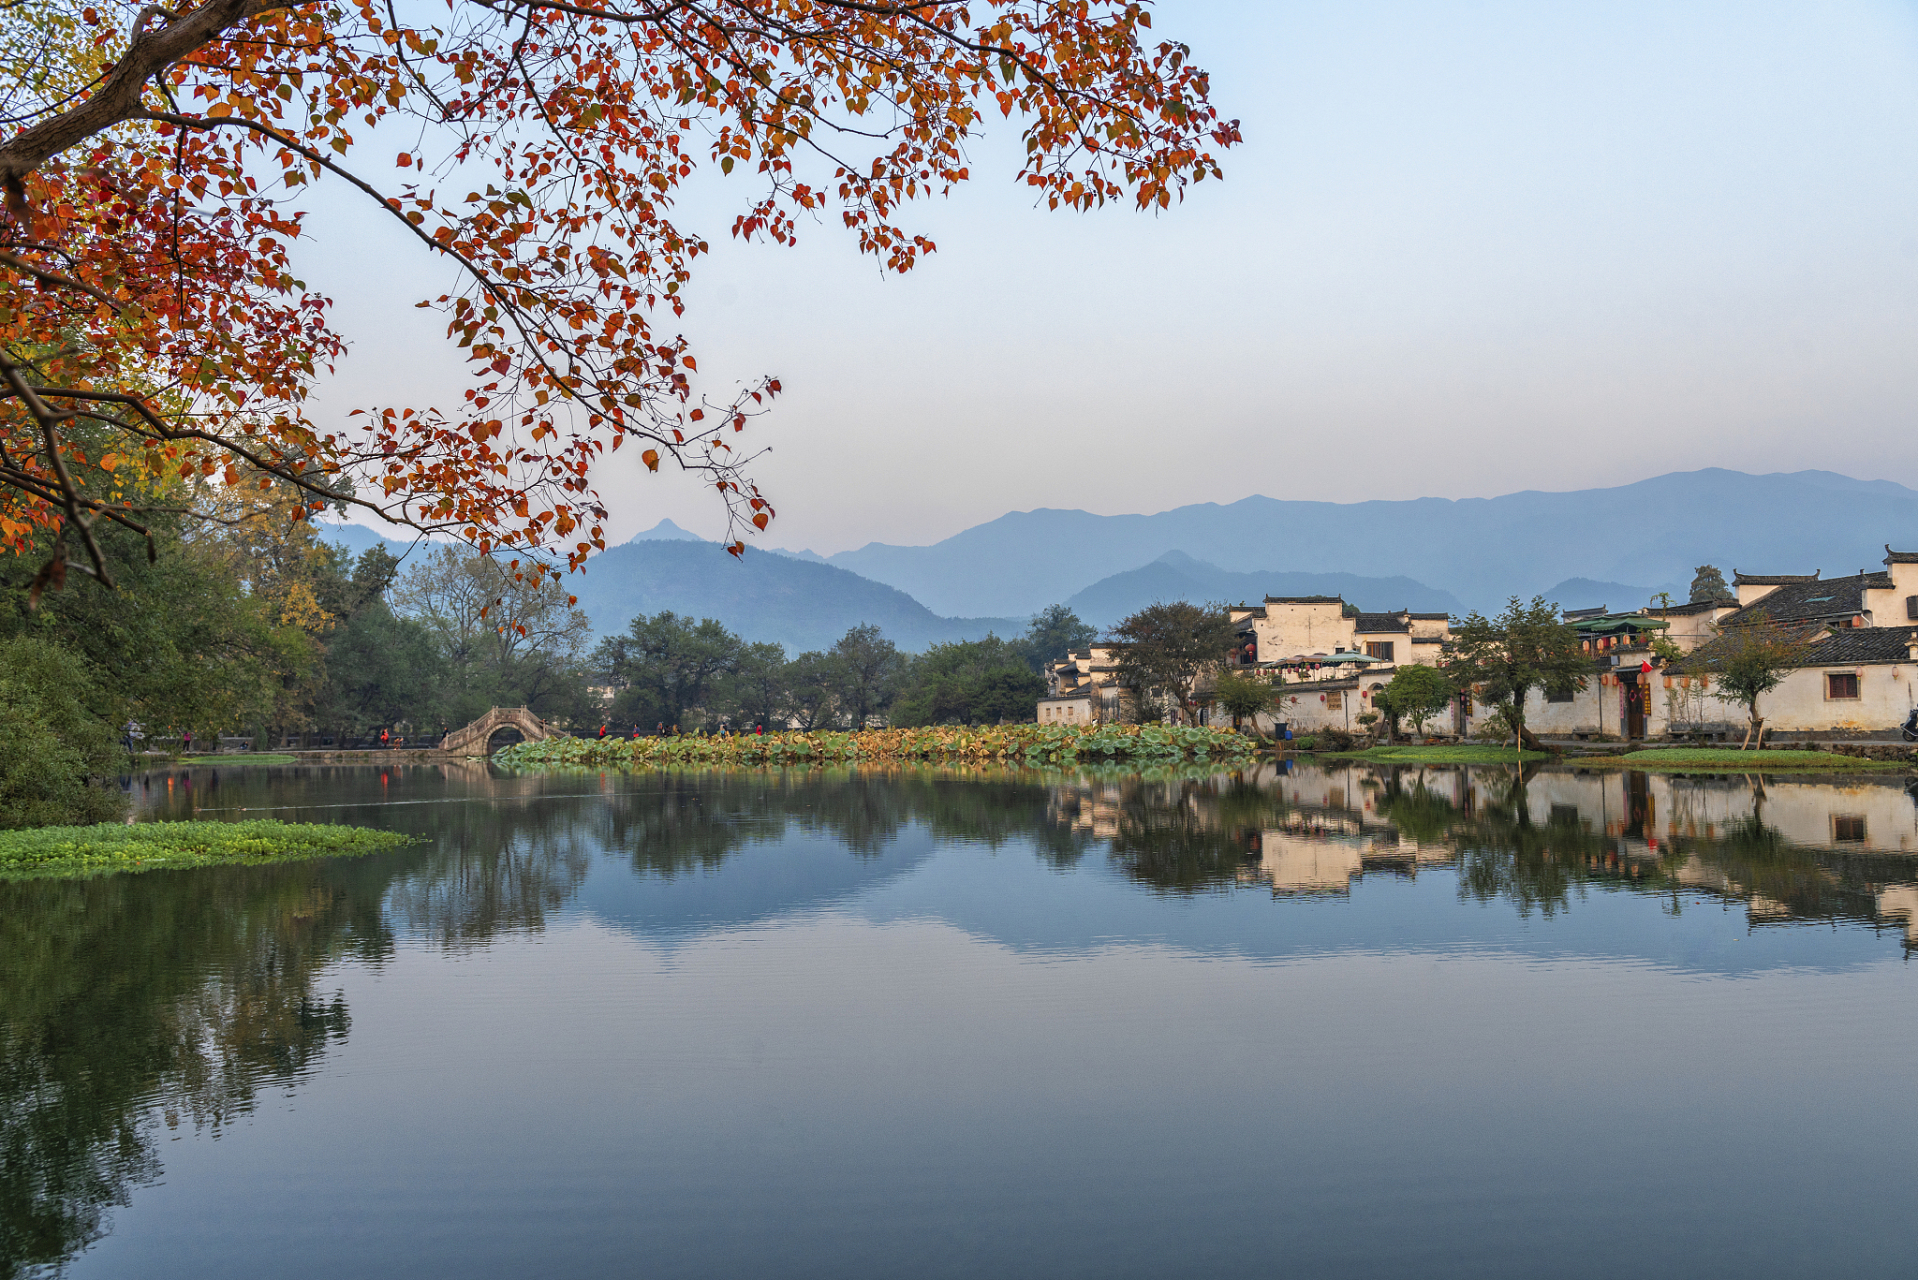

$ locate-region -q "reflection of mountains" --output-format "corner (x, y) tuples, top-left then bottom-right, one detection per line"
(574, 770), (1099, 938)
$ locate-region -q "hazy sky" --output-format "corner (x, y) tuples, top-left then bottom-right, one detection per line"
(305, 0), (1918, 554)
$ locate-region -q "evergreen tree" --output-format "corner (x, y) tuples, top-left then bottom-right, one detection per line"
(1690, 565), (1733, 604)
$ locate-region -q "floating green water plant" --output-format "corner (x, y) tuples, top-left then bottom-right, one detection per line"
(0, 819), (413, 879)
(497, 724), (1260, 770)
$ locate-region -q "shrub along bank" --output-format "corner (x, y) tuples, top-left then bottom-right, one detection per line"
(0, 820), (413, 879)
(498, 724), (1260, 769)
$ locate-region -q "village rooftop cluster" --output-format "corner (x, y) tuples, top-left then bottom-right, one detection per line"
(1039, 548), (1918, 741)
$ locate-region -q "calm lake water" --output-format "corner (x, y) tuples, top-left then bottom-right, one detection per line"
(7, 758), (1918, 1278)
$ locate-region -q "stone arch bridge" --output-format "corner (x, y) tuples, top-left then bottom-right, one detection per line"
(440, 707), (563, 756)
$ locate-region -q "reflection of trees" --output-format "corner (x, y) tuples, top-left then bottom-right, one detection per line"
(0, 767), (624, 1278)
(1439, 771), (1610, 918)
(587, 767), (1098, 876)
(0, 863), (390, 1278)
(1062, 771), (1279, 894)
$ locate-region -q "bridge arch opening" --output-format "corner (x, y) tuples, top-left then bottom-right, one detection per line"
(485, 726), (525, 753)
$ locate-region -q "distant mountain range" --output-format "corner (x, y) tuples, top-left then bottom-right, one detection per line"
(313, 469), (1918, 653)
(1062, 551), (1466, 629)
(804, 469), (1918, 617)
(561, 530), (1024, 652)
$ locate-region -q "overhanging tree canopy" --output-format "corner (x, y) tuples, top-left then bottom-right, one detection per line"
(0, 0), (1238, 589)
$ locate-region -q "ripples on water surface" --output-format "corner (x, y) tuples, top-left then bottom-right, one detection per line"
(5, 760), (1918, 1279)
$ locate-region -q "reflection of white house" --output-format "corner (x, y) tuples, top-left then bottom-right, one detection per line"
(1876, 885), (1918, 944)
(1244, 832), (1364, 895)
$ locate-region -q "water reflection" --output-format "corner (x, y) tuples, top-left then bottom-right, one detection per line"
(4, 758), (1915, 1276)
(0, 861), (384, 1276)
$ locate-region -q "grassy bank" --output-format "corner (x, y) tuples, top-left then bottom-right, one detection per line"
(1320, 745), (1556, 764)
(0, 819), (413, 879)
(499, 724), (1260, 769)
(1596, 748), (1911, 772)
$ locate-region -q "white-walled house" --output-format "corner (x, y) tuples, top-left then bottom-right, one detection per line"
(1038, 598), (1457, 731)
(1039, 644), (1127, 724)
(1221, 601), (1455, 736)
(1665, 548), (1918, 737)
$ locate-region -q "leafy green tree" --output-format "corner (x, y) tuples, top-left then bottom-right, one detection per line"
(312, 600), (450, 739)
(1210, 672), (1275, 733)
(1014, 605), (1097, 674)
(0, 637), (124, 828)
(1692, 614), (1811, 748)
(893, 636), (1046, 726)
(1444, 597), (1587, 748)
(390, 545), (594, 725)
(1380, 664), (1454, 738)
(1690, 565), (1733, 604)
(596, 612), (742, 730)
(827, 625), (906, 728)
(784, 651), (837, 730)
(723, 641), (791, 731)
(0, 515), (311, 743)
(1110, 602), (1237, 726)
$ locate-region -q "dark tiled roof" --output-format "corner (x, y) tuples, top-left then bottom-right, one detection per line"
(1733, 571), (1819, 585)
(1718, 573), (1880, 627)
(1353, 612), (1410, 633)
(1407, 612), (1451, 620)
(1264, 595), (1345, 605)
(1654, 599), (1730, 615)
(1669, 624), (1918, 675)
(1886, 546), (1918, 565)
(1799, 625), (1918, 666)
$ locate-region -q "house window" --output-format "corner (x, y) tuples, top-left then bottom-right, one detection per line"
(1826, 672), (1860, 700)
(1326, 691), (1343, 711)
(1546, 686), (1575, 703)
(1834, 815), (1867, 843)
(1365, 641), (1394, 662)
